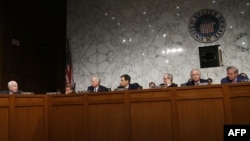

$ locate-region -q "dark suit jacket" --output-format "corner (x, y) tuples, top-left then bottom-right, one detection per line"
(159, 83), (178, 87)
(117, 83), (139, 90)
(221, 75), (249, 84)
(186, 79), (208, 86)
(0, 90), (22, 94)
(87, 85), (109, 92)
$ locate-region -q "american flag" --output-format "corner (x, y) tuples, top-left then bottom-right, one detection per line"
(65, 43), (73, 84)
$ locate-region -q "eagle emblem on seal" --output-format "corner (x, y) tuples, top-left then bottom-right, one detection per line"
(188, 9), (226, 43)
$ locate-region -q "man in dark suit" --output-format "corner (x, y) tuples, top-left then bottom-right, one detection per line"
(159, 73), (178, 87)
(0, 80), (22, 94)
(117, 74), (139, 90)
(87, 75), (109, 92)
(221, 66), (249, 84)
(186, 69), (208, 86)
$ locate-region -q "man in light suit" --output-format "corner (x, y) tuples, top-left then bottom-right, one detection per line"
(87, 75), (109, 92)
(221, 66), (249, 84)
(0, 80), (22, 94)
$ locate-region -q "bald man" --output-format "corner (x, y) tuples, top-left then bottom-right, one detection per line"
(0, 80), (22, 94)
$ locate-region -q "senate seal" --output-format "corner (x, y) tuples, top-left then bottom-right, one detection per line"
(188, 9), (226, 43)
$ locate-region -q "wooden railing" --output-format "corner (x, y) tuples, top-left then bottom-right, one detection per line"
(1, 83), (250, 141)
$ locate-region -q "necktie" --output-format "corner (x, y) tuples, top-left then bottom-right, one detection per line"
(195, 82), (199, 86)
(94, 88), (97, 92)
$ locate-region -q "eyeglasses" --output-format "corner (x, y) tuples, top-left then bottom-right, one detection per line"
(163, 77), (171, 80)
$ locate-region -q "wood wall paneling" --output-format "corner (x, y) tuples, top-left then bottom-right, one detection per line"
(0, 0), (4, 87)
(0, 0), (66, 93)
(230, 97), (250, 124)
(130, 101), (173, 141)
(87, 93), (128, 141)
(0, 105), (9, 141)
(49, 105), (85, 141)
(177, 99), (224, 141)
(88, 103), (127, 141)
(0, 83), (250, 141)
(13, 106), (45, 141)
(48, 95), (85, 141)
(228, 83), (250, 124)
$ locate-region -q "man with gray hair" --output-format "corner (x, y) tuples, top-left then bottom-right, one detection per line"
(0, 80), (22, 94)
(221, 66), (249, 83)
(186, 69), (208, 86)
(87, 75), (109, 92)
(159, 73), (178, 87)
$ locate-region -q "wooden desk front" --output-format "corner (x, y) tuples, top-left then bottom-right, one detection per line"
(0, 83), (250, 141)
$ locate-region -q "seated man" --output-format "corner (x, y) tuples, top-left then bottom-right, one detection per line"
(159, 73), (178, 87)
(0, 80), (22, 94)
(117, 74), (139, 90)
(149, 82), (156, 88)
(65, 84), (75, 94)
(221, 66), (249, 83)
(87, 75), (109, 92)
(186, 69), (208, 86)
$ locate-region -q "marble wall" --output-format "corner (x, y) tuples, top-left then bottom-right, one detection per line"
(67, 0), (250, 91)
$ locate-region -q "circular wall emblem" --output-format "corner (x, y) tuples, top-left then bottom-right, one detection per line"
(188, 9), (226, 43)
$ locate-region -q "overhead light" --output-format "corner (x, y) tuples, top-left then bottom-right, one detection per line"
(235, 34), (248, 49)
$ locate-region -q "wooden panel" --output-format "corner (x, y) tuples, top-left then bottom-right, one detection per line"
(49, 105), (85, 141)
(177, 99), (224, 141)
(0, 97), (9, 105)
(14, 96), (46, 106)
(1, 83), (250, 141)
(0, 0), (3, 87)
(227, 83), (250, 124)
(130, 101), (173, 141)
(228, 82), (250, 97)
(0, 108), (8, 141)
(176, 85), (223, 99)
(1, 0), (66, 93)
(129, 89), (172, 102)
(12, 106), (45, 141)
(88, 93), (124, 104)
(88, 103), (127, 141)
(50, 95), (84, 105)
(230, 97), (250, 124)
